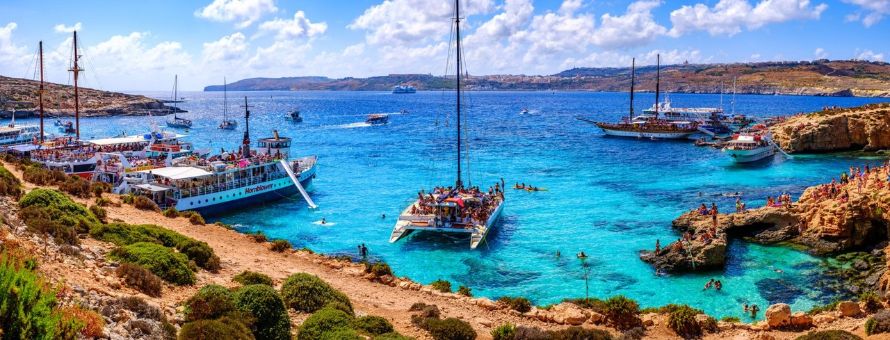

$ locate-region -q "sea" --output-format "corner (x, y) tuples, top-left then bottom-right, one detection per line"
(17, 90), (888, 320)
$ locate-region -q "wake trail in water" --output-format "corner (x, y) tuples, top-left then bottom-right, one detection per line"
(324, 122), (372, 129)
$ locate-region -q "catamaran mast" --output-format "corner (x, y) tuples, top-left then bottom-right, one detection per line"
(38, 41), (45, 142)
(629, 58), (635, 122)
(241, 96), (251, 158)
(173, 75), (178, 119)
(223, 77), (228, 121)
(454, 0), (463, 189)
(69, 31), (83, 140)
(654, 54), (660, 119)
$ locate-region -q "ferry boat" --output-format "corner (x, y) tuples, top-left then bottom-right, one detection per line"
(166, 75), (192, 129)
(390, 0), (505, 249)
(586, 56), (699, 140)
(287, 109), (303, 122)
(120, 97), (317, 214)
(392, 85), (416, 94)
(723, 128), (777, 163)
(0, 124), (40, 147)
(58, 121), (76, 134)
(218, 77), (237, 130)
(366, 114), (389, 125)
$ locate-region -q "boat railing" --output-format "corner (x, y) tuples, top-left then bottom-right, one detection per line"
(177, 173), (288, 198)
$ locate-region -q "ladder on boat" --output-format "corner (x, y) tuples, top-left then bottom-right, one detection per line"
(696, 126), (716, 138)
(768, 139), (793, 159)
(279, 159), (318, 209)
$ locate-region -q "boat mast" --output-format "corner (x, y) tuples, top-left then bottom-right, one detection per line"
(69, 31), (83, 140)
(173, 75), (178, 119)
(629, 58), (635, 122)
(38, 41), (45, 142)
(454, 0), (463, 189)
(223, 77), (228, 121)
(731, 77), (736, 116)
(654, 54), (660, 120)
(241, 96), (251, 158)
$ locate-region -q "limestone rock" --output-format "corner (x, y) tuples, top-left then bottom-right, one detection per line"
(771, 104), (890, 153)
(640, 312), (657, 327)
(764, 303), (791, 328)
(837, 301), (861, 317)
(474, 298), (499, 310)
(812, 313), (837, 325)
(790, 312), (813, 329)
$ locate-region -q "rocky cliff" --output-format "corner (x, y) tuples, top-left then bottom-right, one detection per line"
(0, 75), (174, 117)
(771, 103), (890, 153)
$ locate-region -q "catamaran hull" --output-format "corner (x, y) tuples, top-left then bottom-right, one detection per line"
(599, 127), (694, 139)
(724, 147), (776, 163)
(177, 166), (316, 216)
(389, 200), (505, 249)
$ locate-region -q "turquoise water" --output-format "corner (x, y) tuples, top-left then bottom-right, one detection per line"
(17, 91), (888, 320)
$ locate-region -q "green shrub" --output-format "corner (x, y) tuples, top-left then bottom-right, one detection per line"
(121, 194), (135, 204)
(91, 223), (220, 271)
(178, 240), (221, 272)
(90, 182), (111, 198)
(0, 165), (22, 197)
(185, 285), (236, 322)
(668, 304), (701, 338)
(248, 231), (268, 243)
(457, 285), (472, 297)
(640, 303), (703, 315)
(110, 242), (196, 285)
(58, 305), (105, 338)
(795, 330), (863, 340)
(133, 195), (160, 212)
(234, 284), (291, 340)
(324, 301), (355, 316)
(720, 316), (740, 323)
(320, 328), (362, 340)
(178, 317), (253, 340)
(18, 189), (99, 245)
(162, 207), (179, 218)
(424, 317), (476, 340)
(866, 310), (890, 335)
(233, 270), (274, 286)
(94, 197), (113, 207)
(0, 253), (79, 339)
(603, 295), (641, 330)
(59, 175), (91, 198)
(858, 291), (882, 313)
(21, 165), (65, 186)
(497, 297), (531, 313)
(354, 315), (394, 335)
(491, 323), (516, 340)
(115, 263), (163, 297)
(89, 205), (107, 223)
(188, 213), (206, 225)
(373, 332), (413, 340)
(270, 239), (291, 252)
(431, 279), (451, 293)
(280, 273), (353, 313)
(807, 300), (840, 315)
(19, 206), (80, 245)
(298, 307), (354, 340)
(549, 327), (612, 339)
(364, 261), (393, 277)
(19, 188), (92, 218)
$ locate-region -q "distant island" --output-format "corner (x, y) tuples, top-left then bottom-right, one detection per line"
(0, 75), (175, 117)
(206, 59), (890, 97)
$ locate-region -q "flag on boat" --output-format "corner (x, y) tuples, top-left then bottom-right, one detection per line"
(445, 197), (464, 208)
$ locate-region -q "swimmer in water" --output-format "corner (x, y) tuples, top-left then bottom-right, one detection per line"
(321, 217), (327, 225)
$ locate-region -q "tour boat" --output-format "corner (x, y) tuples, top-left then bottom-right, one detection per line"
(366, 114), (389, 125)
(392, 85), (416, 94)
(586, 56), (699, 140)
(723, 128), (778, 163)
(390, 0), (505, 249)
(218, 77), (237, 130)
(120, 98), (318, 215)
(58, 121), (76, 134)
(287, 109), (303, 122)
(166, 75), (192, 129)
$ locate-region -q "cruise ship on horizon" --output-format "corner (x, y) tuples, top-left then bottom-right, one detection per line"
(392, 84), (417, 94)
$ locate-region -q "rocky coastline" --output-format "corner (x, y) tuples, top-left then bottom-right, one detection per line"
(771, 103), (890, 153)
(0, 75), (177, 117)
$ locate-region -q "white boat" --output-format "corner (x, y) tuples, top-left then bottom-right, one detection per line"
(166, 75), (192, 129)
(120, 98), (318, 215)
(392, 85), (416, 94)
(723, 129), (777, 163)
(0, 125), (40, 146)
(390, 0), (504, 249)
(366, 114), (389, 125)
(287, 110), (303, 122)
(218, 77), (237, 130)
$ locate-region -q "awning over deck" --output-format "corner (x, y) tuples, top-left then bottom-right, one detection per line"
(139, 166), (212, 180)
(134, 183), (171, 192)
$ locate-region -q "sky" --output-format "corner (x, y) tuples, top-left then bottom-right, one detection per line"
(0, 0), (888, 91)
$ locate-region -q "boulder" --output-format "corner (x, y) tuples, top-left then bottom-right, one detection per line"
(837, 301), (861, 317)
(474, 298), (499, 310)
(549, 303), (589, 325)
(588, 311), (605, 325)
(640, 312), (657, 327)
(812, 313), (837, 325)
(790, 312), (813, 329)
(764, 303), (791, 328)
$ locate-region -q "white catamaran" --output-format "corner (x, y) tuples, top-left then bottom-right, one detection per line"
(218, 77), (237, 130)
(389, 0), (505, 249)
(166, 75), (192, 129)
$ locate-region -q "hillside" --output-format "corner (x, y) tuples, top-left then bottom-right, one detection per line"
(0, 75), (174, 117)
(207, 60), (890, 97)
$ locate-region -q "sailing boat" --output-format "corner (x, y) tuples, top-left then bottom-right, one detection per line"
(218, 77), (237, 130)
(584, 55), (699, 139)
(389, 0), (506, 249)
(166, 75), (192, 128)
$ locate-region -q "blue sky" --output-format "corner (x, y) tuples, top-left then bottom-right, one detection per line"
(0, 0), (887, 91)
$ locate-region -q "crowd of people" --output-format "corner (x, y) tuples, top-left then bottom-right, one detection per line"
(408, 182), (505, 228)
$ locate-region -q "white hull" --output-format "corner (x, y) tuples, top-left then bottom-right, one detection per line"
(724, 146), (776, 163)
(390, 199), (505, 249)
(600, 127), (694, 139)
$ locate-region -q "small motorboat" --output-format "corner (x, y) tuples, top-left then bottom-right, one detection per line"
(218, 119), (237, 130)
(58, 121), (75, 134)
(288, 110), (303, 122)
(366, 114), (389, 125)
(520, 108), (529, 115)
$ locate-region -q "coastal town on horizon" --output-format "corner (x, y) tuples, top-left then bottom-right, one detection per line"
(1, 1), (890, 340)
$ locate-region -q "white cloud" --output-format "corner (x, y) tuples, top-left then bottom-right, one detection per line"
(591, 0), (667, 48)
(814, 47), (828, 59)
(258, 11), (327, 40)
(248, 40), (312, 70)
(513, 0), (596, 61)
(472, 0), (534, 41)
(669, 0), (827, 37)
(750, 53), (761, 60)
(855, 49), (884, 61)
(843, 0), (890, 27)
(349, 0), (495, 46)
(53, 22), (82, 33)
(0, 23), (25, 61)
(202, 32), (248, 62)
(195, 0), (278, 28)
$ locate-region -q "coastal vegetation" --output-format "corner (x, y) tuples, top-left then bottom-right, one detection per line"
(110, 242), (196, 285)
(233, 270), (274, 286)
(115, 262), (163, 297)
(270, 239), (292, 252)
(233, 284), (292, 340)
(280, 272), (353, 313)
(431, 279), (452, 293)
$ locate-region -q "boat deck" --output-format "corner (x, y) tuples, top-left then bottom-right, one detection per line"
(390, 191), (504, 249)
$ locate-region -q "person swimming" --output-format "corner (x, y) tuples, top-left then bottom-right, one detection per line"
(577, 251), (588, 259)
(321, 217), (327, 225)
